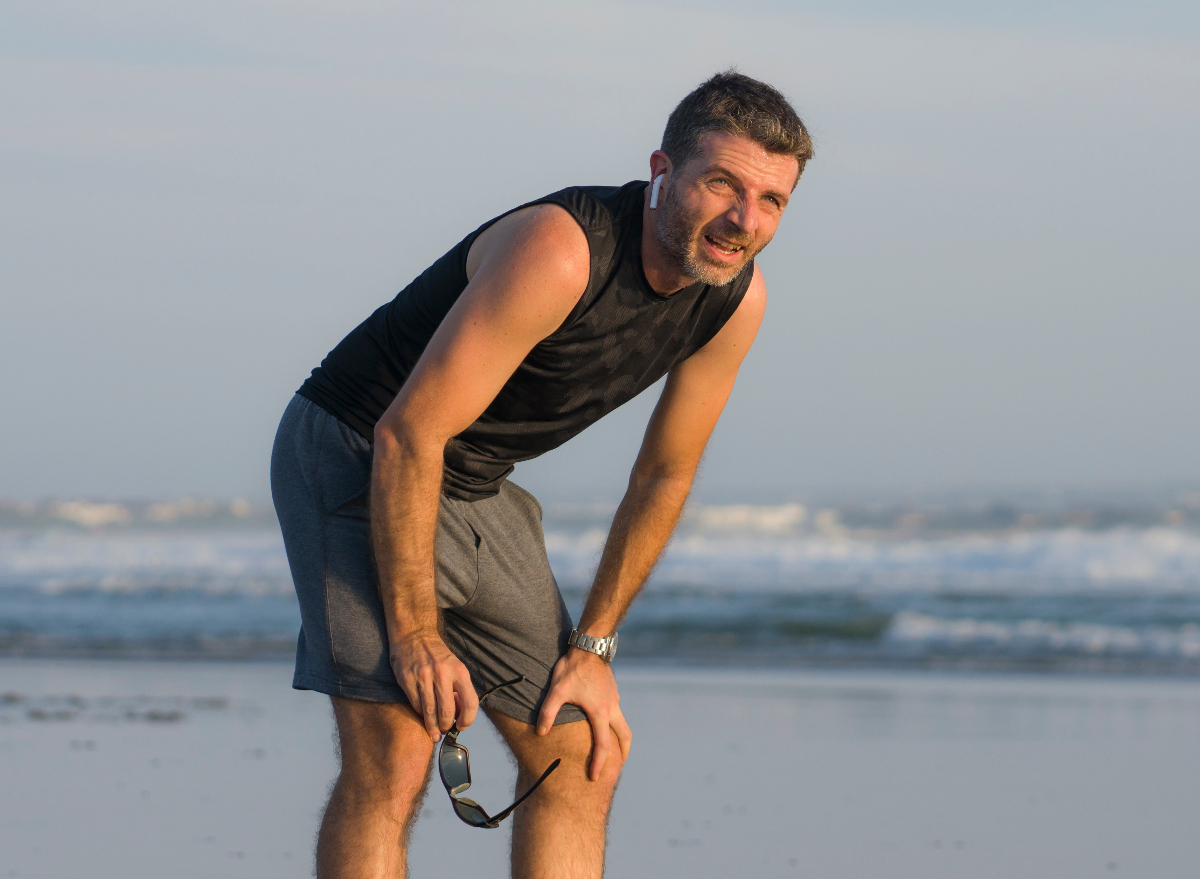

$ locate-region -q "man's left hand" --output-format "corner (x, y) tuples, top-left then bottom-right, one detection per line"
(536, 647), (632, 781)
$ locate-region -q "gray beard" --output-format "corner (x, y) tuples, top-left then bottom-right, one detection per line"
(654, 185), (751, 287)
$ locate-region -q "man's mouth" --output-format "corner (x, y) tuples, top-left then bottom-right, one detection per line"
(703, 235), (746, 257)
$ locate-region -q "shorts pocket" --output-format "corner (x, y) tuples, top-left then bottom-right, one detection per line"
(434, 498), (483, 609)
(314, 410), (374, 515)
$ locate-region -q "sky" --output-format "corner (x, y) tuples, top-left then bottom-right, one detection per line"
(1, 0), (1197, 503)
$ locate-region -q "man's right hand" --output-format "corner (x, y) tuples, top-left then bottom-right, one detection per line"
(390, 631), (479, 742)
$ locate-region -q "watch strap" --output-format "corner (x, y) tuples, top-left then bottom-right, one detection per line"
(568, 628), (618, 663)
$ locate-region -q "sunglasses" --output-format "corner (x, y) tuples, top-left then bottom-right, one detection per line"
(438, 675), (562, 829)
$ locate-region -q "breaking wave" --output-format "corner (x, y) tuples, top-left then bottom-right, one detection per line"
(3, 521), (1200, 670)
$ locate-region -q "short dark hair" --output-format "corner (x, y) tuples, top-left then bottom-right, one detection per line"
(662, 70), (813, 185)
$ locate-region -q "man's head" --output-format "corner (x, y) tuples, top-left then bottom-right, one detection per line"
(651, 71), (812, 286)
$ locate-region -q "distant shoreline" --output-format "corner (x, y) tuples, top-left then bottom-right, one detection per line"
(3, 646), (1200, 679)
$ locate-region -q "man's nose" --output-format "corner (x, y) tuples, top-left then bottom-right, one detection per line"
(725, 197), (759, 236)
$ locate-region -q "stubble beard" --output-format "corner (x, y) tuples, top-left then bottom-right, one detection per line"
(654, 184), (758, 287)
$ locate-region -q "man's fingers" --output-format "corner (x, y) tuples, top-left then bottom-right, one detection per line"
(397, 670), (419, 713)
(537, 689), (566, 736)
(589, 712), (612, 781)
(612, 707), (633, 760)
(435, 672), (458, 734)
(417, 674), (440, 742)
(454, 675), (479, 729)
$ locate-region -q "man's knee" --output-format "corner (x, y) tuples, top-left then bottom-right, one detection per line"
(560, 721), (626, 792)
(331, 697), (435, 820)
(495, 712), (626, 801)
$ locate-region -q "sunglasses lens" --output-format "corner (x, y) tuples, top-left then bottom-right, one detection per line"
(440, 744), (470, 792)
(454, 799), (490, 827)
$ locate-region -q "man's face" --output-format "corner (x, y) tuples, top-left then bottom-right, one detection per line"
(655, 132), (799, 286)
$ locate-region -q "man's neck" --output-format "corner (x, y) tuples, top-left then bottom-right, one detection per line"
(639, 188), (694, 296)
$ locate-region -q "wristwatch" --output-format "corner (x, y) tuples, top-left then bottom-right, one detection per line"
(568, 628), (618, 663)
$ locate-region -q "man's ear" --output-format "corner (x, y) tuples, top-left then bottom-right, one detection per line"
(648, 149), (672, 187)
(648, 150), (672, 209)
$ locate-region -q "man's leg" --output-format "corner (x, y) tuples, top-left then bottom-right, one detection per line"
(488, 710), (625, 879)
(317, 697), (435, 879)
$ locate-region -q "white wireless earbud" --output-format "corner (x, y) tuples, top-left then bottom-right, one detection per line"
(649, 174), (665, 209)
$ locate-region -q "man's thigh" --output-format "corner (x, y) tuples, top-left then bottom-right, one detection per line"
(331, 696), (436, 801)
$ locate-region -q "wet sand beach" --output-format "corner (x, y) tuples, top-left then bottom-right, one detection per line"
(2, 659), (1199, 878)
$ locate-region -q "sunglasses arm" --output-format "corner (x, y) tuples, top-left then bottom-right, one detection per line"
(485, 758), (562, 828)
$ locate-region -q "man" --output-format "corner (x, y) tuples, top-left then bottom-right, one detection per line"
(271, 70), (812, 878)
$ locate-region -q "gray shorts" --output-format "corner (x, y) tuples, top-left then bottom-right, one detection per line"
(270, 394), (585, 726)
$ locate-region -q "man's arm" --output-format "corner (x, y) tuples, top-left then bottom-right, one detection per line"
(536, 265), (768, 778)
(371, 204), (590, 743)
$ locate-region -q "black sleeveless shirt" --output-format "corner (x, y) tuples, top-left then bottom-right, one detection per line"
(298, 181), (753, 501)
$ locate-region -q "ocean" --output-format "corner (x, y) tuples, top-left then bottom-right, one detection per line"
(3, 497), (1199, 673)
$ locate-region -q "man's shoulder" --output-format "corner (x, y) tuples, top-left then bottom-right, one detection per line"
(466, 201), (590, 295)
(467, 181), (646, 289)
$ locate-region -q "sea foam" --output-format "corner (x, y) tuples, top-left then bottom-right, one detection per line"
(3, 521), (1200, 667)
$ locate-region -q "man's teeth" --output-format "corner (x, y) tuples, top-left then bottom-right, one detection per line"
(706, 236), (743, 254)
